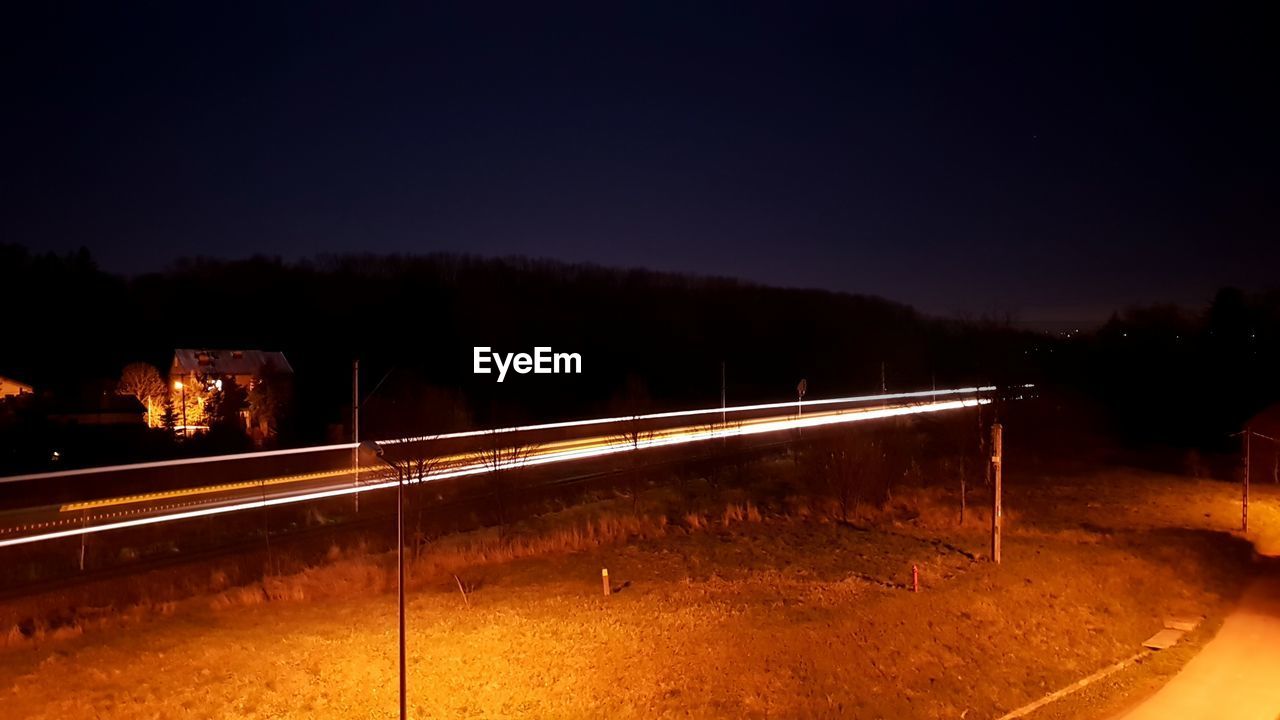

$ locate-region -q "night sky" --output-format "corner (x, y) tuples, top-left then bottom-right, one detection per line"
(5, 3), (1277, 325)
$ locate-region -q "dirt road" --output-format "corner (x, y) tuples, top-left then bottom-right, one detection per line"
(1119, 574), (1280, 720)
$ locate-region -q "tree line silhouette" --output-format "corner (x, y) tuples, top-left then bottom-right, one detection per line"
(3, 243), (1277, 472)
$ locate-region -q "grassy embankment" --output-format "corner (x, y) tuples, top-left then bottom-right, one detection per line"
(0, 463), (1274, 719)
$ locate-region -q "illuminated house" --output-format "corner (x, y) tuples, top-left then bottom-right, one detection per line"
(169, 349), (293, 434)
(0, 375), (34, 400)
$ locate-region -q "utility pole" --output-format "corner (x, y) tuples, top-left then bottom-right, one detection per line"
(79, 511), (87, 571)
(353, 359), (360, 515)
(796, 378), (807, 440)
(397, 461), (406, 720)
(720, 361), (726, 427)
(261, 474), (272, 574)
(720, 361), (727, 449)
(990, 422), (1003, 563)
(1243, 430), (1250, 533)
(880, 361), (887, 394)
(980, 398), (990, 488)
(1230, 429), (1278, 531)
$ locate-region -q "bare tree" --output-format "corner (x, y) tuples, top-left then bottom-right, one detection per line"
(609, 376), (656, 511)
(117, 362), (166, 427)
(809, 429), (886, 524)
(471, 427), (538, 534)
(386, 439), (460, 559)
(375, 380), (473, 557)
(698, 409), (748, 494)
(941, 409), (985, 524)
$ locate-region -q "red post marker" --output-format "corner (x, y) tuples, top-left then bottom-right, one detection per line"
(912, 564), (919, 593)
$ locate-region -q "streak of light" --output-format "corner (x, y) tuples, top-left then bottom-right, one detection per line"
(59, 469), (355, 512)
(0, 397), (986, 548)
(376, 385), (1004, 446)
(0, 385), (1013, 484)
(59, 391), (991, 513)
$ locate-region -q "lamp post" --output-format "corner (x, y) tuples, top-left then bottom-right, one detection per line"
(174, 380), (187, 438)
(361, 440), (406, 720)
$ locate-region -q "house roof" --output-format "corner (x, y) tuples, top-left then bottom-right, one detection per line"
(172, 349), (293, 377)
(0, 375), (34, 396)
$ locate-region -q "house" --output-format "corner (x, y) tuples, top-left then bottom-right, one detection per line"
(170, 349), (293, 391)
(169, 349), (293, 437)
(0, 375), (33, 399)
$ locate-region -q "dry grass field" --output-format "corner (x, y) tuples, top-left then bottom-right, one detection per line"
(0, 465), (1275, 719)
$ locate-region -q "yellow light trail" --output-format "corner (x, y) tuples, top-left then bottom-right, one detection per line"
(58, 392), (987, 514)
(0, 395), (989, 549)
(0, 385), (1006, 484)
(58, 469), (356, 512)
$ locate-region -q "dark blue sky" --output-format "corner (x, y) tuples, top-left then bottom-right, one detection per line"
(5, 3), (1277, 325)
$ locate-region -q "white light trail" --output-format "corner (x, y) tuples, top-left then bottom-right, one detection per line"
(0, 385), (1010, 484)
(376, 385), (1002, 445)
(0, 396), (987, 549)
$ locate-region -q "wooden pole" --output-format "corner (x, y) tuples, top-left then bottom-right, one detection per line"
(79, 511), (87, 572)
(602, 568), (610, 597)
(720, 361), (728, 450)
(1242, 430), (1250, 533)
(720, 361), (726, 427)
(353, 359), (360, 515)
(261, 474), (272, 574)
(991, 423), (1003, 563)
(981, 402), (990, 488)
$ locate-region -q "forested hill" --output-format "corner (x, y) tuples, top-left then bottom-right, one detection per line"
(0, 245), (1033, 440)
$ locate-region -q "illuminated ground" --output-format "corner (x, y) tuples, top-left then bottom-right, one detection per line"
(1119, 575), (1280, 720)
(0, 469), (1274, 720)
